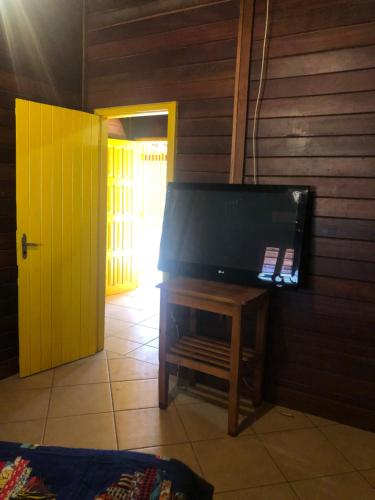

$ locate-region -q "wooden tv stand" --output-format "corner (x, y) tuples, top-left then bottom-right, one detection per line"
(157, 276), (269, 436)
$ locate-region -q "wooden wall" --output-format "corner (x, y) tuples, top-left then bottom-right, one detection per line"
(85, 0), (375, 429)
(85, 0), (240, 182)
(0, 0), (83, 377)
(243, 0), (375, 429)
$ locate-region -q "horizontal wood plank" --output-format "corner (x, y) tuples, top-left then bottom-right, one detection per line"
(251, 45), (375, 81)
(247, 114), (375, 138)
(244, 157), (375, 178)
(247, 91), (375, 118)
(88, 22), (237, 72)
(87, 0), (232, 28)
(87, 1), (238, 46)
(253, 0), (375, 40)
(251, 21), (375, 60)
(245, 176), (375, 199)
(176, 154), (230, 172)
(246, 135), (375, 157)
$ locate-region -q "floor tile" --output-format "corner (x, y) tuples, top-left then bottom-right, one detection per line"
(321, 424), (375, 469)
(176, 402), (253, 441)
(127, 345), (159, 365)
(138, 315), (159, 329)
(259, 428), (353, 481)
(170, 378), (225, 406)
(361, 469), (375, 488)
(105, 350), (125, 360)
(48, 383), (112, 418)
(115, 407), (188, 449)
(0, 388), (50, 423)
(88, 350), (107, 360)
(215, 483), (297, 499)
(133, 443), (202, 476)
(251, 405), (314, 434)
(113, 325), (158, 344)
(106, 304), (154, 323)
(105, 317), (133, 335)
(0, 419), (45, 444)
(0, 370), (54, 390)
(106, 294), (143, 309)
(108, 358), (158, 382)
(53, 359), (109, 386)
(291, 471), (375, 500)
(147, 338), (159, 348)
(193, 435), (284, 492)
(304, 413), (339, 427)
(44, 413), (117, 450)
(112, 379), (158, 411)
(104, 336), (141, 356)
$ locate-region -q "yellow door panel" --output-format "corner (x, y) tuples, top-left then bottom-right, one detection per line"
(16, 99), (106, 377)
(106, 139), (140, 294)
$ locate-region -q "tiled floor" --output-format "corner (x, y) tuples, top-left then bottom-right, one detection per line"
(1, 286), (375, 499)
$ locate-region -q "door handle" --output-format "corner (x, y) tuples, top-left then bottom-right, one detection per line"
(21, 233), (40, 259)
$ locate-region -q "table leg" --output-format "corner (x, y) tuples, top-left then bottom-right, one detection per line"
(159, 289), (169, 409)
(228, 305), (242, 436)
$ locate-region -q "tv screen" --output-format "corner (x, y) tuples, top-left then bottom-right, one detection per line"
(158, 183), (309, 288)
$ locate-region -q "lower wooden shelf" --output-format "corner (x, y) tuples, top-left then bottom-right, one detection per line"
(166, 335), (255, 381)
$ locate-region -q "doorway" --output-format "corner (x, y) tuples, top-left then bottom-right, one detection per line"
(95, 102), (177, 335)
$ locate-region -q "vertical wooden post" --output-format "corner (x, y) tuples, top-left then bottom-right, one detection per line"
(159, 288), (169, 409)
(229, 0), (255, 184)
(253, 295), (269, 406)
(228, 305), (243, 436)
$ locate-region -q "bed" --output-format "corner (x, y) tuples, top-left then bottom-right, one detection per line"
(0, 441), (213, 499)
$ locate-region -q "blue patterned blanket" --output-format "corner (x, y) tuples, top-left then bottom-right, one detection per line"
(0, 441), (213, 499)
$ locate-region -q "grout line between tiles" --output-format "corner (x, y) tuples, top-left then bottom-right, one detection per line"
(41, 368), (56, 443)
(106, 354), (120, 451)
(252, 432), (291, 484)
(358, 469), (375, 489)
(313, 426), (356, 471)
(173, 402), (205, 478)
(212, 481), (294, 496)
(128, 438), (191, 452)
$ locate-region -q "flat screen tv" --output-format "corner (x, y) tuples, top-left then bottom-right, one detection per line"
(158, 183), (310, 288)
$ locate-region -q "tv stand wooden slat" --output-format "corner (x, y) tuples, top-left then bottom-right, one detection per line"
(157, 276), (269, 436)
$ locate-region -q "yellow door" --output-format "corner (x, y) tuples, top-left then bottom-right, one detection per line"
(106, 139), (140, 295)
(16, 99), (107, 377)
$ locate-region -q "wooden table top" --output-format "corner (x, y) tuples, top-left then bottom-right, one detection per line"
(157, 276), (267, 305)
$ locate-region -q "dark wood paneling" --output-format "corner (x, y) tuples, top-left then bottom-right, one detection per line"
(87, 0), (229, 28)
(90, 60), (236, 93)
(87, 78), (235, 108)
(246, 176), (375, 199)
(177, 154), (231, 173)
(87, 1), (237, 46)
(253, 0), (375, 39)
(250, 45), (375, 80)
(0, 0), (83, 378)
(88, 24), (237, 78)
(248, 91), (375, 118)
(246, 136), (375, 157)
(304, 276), (375, 303)
(252, 21), (375, 60)
(250, 69), (375, 100)
(246, 0), (375, 428)
(244, 157), (375, 178)
(247, 114), (375, 138)
(311, 238), (375, 262)
(85, 0), (375, 429)
(313, 217), (375, 241)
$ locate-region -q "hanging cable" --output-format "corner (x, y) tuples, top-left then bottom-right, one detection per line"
(252, 0), (270, 184)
